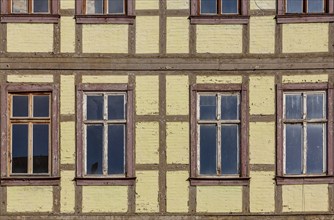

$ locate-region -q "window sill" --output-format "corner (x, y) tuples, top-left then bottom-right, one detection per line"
(189, 15), (249, 25)
(276, 14), (334, 24)
(1, 177), (60, 186)
(75, 177), (136, 186)
(276, 176), (334, 185)
(75, 15), (135, 24)
(0, 14), (60, 23)
(189, 177), (250, 186)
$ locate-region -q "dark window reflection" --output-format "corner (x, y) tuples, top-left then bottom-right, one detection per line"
(201, 0), (217, 14)
(285, 124), (303, 174)
(87, 125), (103, 174)
(33, 0), (49, 13)
(221, 125), (239, 175)
(87, 95), (104, 120)
(222, 0), (238, 14)
(108, 95), (125, 120)
(307, 0), (324, 13)
(199, 125), (217, 175)
(33, 124), (49, 173)
(109, 0), (124, 14)
(286, 0), (303, 13)
(200, 95), (216, 120)
(12, 124), (28, 173)
(13, 95), (29, 117)
(87, 0), (103, 14)
(307, 94), (324, 119)
(221, 95), (239, 120)
(285, 94), (302, 119)
(108, 125), (125, 174)
(33, 95), (50, 117)
(306, 124), (324, 174)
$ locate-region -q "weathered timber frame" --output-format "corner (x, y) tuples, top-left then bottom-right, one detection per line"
(75, 0), (135, 24)
(189, 0), (249, 24)
(0, 0), (60, 23)
(0, 83), (60, 186)
(76, 83), (135, 186)
(190, 83), (249, 186)
(276, 83), (334, 185)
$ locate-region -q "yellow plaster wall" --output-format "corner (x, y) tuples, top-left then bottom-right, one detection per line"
(166, 122), (189, 164)
(7, 186), (53, 212)
(166, 171), (189, 213)
(136, 171), (159, 212)
(196, 75), (243, 84)
(82, 75), (128, 83)
(136, 0), (159, 9)
(197, 186), (243, 213)
(7, 74), (53, 83)
(282, 74), (328, 83)
(61, 0), (75, 9)
(166, 17), (189, 53)
(282, 185), (303, 212)
(82, 186), (128, 212)
(60, 170), (75, 213)
(249, 122), (275, 164)
(136, 122), (159, 164)
(249, 16), (275, 54)
(61, 17), (75, 53)
(250, 0), (275, 10)
(83, 24), (128, 53)
(197, 25), (243, 53)
(167, 0), (189, 9)
(60, 121), (75, 164)
(136, 16), (159, 53)
(250, 171), (275, 212)
(7, 24), (53, 52)
(249, 75), (275, 115)
(166, 75), (189, 115)
(60, 75), (75, 115)
(136, 75), (159, 115)
(282, 23), (329, 53)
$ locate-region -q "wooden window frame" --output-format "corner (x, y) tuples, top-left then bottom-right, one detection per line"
(0, 84), (60, 186)
(189, 0), (249, 24)
(189, 84), (249, 186)
(276, 83), (334, 185)
(76, 83), (135, 186)
(75, 0), (135, 24)
(277, 0), (334, 23)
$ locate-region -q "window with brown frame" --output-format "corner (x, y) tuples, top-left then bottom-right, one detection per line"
(276, 83), (334, 185)
(76, 84), (135, 186)
(189, 0), (249, 24)
(0, 0), (60, 23)
(75, 0), (135, 24)
(0, 84), (59, 186)
(189, 84), (249, 186)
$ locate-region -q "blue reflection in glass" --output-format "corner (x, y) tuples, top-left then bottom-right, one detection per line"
(285, 94), (302, 119)
(33, 95), (49, 117)
(108, 125), (125, 174)
(307, 94), (324, 119)
(12, 124), (28, 173)
(109, 0), (124, 14)
(199, 125), (217, 175)
(221, 125), (239, 175)
(34, 0), (49, 13)
(306, 124), (324, 174)
(222, 0), (238, 14)
(33, 124), (49, 173)
(201, 0), (217, 14)
(87, 95), (104, 120)
(87, 125), (103, 175)
(200, 95), (216, 120)
(108, 95), (125, 120)
(221, 95), (239, 120)
(308, 0), (324, 13)
(13, 96), (29, 117)
(286, 0), (303, 13)
(285, 124), (303, 174)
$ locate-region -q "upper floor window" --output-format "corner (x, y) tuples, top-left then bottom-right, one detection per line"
(86, 0), (125, 15)
(286, 0), (326, 13)
(200, 0), (239, 15)
(12, 0), (50, 14)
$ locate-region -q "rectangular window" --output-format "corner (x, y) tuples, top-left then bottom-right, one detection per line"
(12, 0), (50, 14)
(200, 0), (239, 15)
(86, 0), (125, 15)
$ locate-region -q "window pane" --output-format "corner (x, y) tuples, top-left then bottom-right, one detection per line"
(12, 124), (28, 173)
(108, 125), (125, 174)
(199, 95), (216, 120)
(33, 95), (50, 117)
(222, 0), (238, 14)
(286, 0), (303, 13)
(87, 95), (104, 120)
(33, 124), (49, 173)
(87, 0), (103, 14)
(86, 125), (103, 175)
(33, 0), (49, 13)
(285, 124), (303, 174)
(12, 0), (28, 13)
(108, 95), (125, 120)
(285, 94), (302, 119)
(13, 95), (29, 117)
(307, 0), (324, 13)
(201, 0), (217, 14)
(221, 125), (239, 175)
(199, 125), (217, 175)
(306, 124), (324, 174)
(221, 95), (239, 120)
(307, 93), (324, 119)
(108, 0), (124, 14)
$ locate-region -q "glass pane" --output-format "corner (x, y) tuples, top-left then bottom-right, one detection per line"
(108, 125), (125, 174)
(306, 124), (324, 174)
(221, 125), (239, 175)
(108, 95), (125, 120)
(199, 95), (216, 120)
(286, 0), (303, 13)
(86, 0), (103, 14)
(221, 95), (239, 120)
(12, 0), (28, 13)
(33, 124), (49, 173)
(222, 0), (238, 14)
(108, 0), (124, 14)
(285, 94), (302, 119)
(307, 0), (324, 13)
(12, 124), (28, 173)
(12, 95), (29, 117)
(285, 124), (303, 174)
(307, 93), (324, 119)
(87, 95), (104, 120)
(199, 125), (217, 175)
(86, 125), (103, 175)
(201, 0), (217, 14)
(33, 0), (49, 13)
(33, 95), (50, 117)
